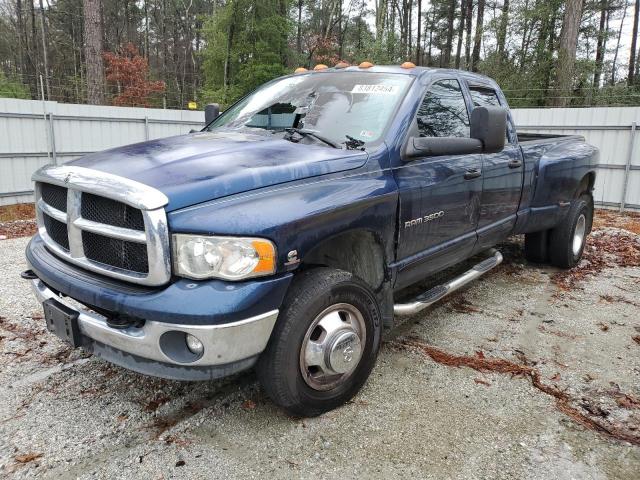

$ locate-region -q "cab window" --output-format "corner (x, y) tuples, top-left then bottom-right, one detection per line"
(469, 84), (513, 144)
(416, 79), (470, 138)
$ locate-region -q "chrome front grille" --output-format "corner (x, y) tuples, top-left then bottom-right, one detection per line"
(33, 165), (171, 286)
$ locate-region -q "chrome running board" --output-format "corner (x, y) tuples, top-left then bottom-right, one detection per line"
(393, 249), (503, 316)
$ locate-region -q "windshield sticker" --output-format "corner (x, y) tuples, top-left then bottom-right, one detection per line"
(359, 130), (375, 138)
(351, 84), (400, 95)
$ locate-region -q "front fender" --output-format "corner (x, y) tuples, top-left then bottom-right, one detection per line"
(168, 169), (398, 273)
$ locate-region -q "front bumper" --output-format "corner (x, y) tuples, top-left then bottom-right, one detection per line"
(31, 278), (278, 380)
(26, 235), (292, 380)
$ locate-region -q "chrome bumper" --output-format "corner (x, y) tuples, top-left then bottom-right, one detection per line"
(31, 279), (278, 367)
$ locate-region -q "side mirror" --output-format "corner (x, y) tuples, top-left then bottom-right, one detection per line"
(403, 105), (507, 159)
(205, 103), (220, 125)
(470, 106), (507, 154)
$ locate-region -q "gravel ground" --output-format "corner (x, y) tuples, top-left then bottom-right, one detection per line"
(1, 226), (639, 479)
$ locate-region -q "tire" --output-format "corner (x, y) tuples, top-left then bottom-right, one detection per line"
(548, 196), (592, 268)
(524, 230), (549, 263)
(256, 267), (382, 417)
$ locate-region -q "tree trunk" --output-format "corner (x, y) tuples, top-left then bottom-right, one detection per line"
(497, 0), (510, 59)
(629, 0), (639, 85)
(297, 0), (303, 54)
(427, 8), (433, 65)
(465, 0), (473, 69)
(455, 0), (466, 69)
(610, 0), (628, 85)
(83, 0), (105, 105)
(443, 0), (456, 66)
(416, 0), (422, 64)
(551, 0), (583, 106)
(593, 0), (608, 90)
(471, 0), (485, 71)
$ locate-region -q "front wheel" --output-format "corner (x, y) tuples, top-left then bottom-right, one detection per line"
(256, 267), (382, 416)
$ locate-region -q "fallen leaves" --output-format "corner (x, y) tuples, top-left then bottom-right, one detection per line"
(448, 296), (482, 314)
(396, 337), (640, 446)
(0, 203), (35, 222)
(632, 336), (640, 346)
(0, 220), (37, 239)
(474, 378), (491, 387)
(551, 228), (640, 291)
(15, 452), (42, 464)
(144, 395), (171, 412)
(242, 399), (257, 410)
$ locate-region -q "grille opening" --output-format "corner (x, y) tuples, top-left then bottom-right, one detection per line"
(82, 231), (149, 274)
(43, 213), (69, 250)
(41, 183), (68, 212)
(81, 193), (145, 231)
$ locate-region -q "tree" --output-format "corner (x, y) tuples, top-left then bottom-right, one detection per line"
(103, 43), (165, 106)
(0, 71), (30, 98)
(83, 0), (105, 104)
(497, 0), (510, 60)
(630, 0), (640, 85)
(552, 0), (585, 106)
(593, 0), (609, 90)
(471, 0), (485, 71)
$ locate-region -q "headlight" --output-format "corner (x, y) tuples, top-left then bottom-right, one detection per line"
(172, 234), (276, 280)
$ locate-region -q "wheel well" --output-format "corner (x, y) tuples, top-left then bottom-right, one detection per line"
(300, 230), (386, 290)
(575, 172), (595, 198)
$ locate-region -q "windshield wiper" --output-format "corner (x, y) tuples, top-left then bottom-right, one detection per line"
(283, 128), (341, 149)
(344, 135), (366, 150)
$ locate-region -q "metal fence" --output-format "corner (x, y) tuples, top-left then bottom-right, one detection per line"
(1, 99), (639, 210)
(0, 98), (204, 206)
(511, 107), (639, 211)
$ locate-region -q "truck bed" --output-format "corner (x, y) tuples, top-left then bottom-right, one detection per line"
(517, 132), (584, 145)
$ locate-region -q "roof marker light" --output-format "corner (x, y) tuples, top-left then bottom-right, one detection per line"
(294, 67), (308, 73)
(314, 64), (328, 71)
(358, 61), (374, 68)
(335, 61), (350, 69)
(401, 61), (416, 69)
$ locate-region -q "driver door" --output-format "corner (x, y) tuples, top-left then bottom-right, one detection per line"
(393, 78), (482, 290)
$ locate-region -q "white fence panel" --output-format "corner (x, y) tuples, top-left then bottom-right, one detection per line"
(511, 107), (639, 210)
(1, 100), (639, 210)
(0, 98), (203, 206)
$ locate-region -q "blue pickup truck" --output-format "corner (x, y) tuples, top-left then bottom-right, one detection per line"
(24, 65), (598, 416)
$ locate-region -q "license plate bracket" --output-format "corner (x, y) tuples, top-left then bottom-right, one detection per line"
(43, 298), (82, 348)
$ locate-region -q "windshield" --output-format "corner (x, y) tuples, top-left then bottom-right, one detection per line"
(206, 72), (413, 148)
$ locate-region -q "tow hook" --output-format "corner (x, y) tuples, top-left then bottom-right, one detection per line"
(20, 270), (38, 280)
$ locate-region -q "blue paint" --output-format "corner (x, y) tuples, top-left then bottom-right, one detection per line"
(28, 66), (598, 327)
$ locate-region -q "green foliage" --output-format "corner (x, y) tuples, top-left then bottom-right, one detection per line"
(0, 72), (30, 99)
(201, 0), (292, 107)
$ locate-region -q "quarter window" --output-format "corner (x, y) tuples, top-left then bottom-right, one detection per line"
(416, 79), (470, 138)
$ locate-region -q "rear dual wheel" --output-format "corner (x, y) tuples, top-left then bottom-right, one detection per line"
(256, 267), (382, 417)
(524, 195), (592, 268)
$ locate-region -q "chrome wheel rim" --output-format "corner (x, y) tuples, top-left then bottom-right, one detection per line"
(573, 214), (586, 257)
(299, 303), (366, 391)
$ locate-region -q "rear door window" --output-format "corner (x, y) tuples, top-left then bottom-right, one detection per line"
(469, 85), (513, 144)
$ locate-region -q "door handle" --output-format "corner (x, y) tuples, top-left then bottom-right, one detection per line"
(464, 168), (482, 180)
(508, 159), (523, 168)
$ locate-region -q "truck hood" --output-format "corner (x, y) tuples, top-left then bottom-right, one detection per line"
(69, 131), (368, 211)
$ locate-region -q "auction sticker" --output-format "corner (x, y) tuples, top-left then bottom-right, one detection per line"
(351, 84), (399, 95)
